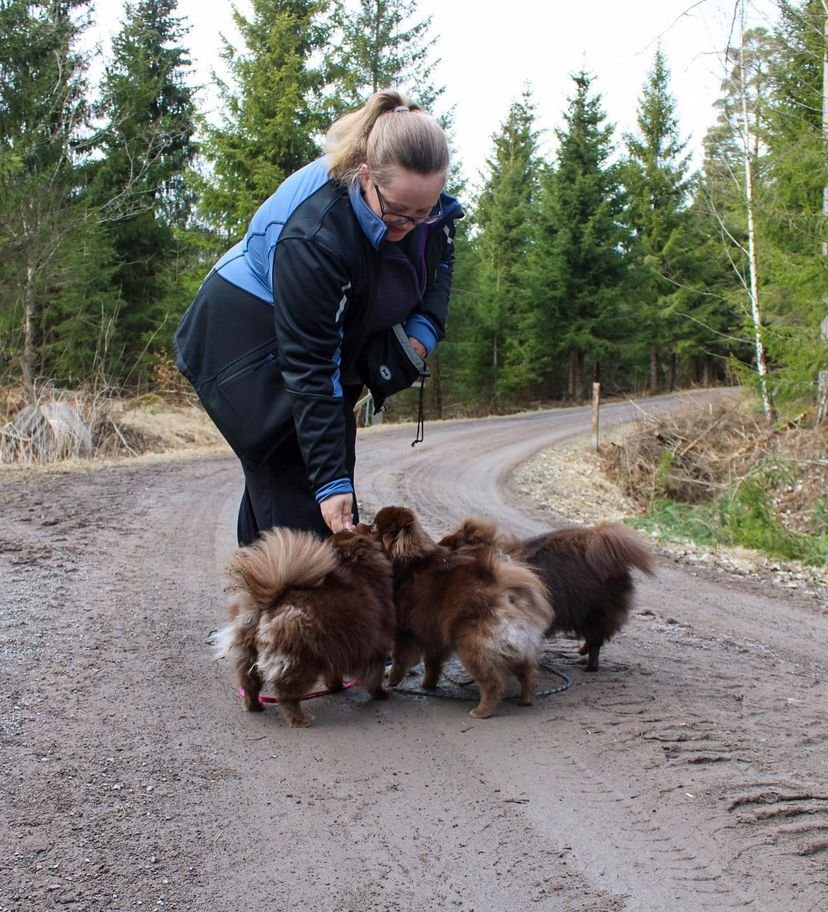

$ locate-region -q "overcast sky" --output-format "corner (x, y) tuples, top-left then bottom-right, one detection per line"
(90, 0), (780, 189)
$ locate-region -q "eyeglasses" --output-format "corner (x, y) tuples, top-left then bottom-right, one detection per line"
(374, 184), (443, 228)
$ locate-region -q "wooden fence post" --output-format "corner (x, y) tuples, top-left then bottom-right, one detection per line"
(592, 382), (601, 450)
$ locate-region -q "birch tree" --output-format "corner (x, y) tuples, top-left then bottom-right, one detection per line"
(701, 20), (776, 418)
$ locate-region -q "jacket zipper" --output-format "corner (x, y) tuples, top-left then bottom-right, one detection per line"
(218, 351), (277, 387)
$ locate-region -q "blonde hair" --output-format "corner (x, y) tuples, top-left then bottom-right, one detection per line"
(325, 90), (449, 187)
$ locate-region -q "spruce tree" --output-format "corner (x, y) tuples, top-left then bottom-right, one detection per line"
(462, 88), (540, 407)
(328, 0), (442, 111)
(763, 0), (828, 412)
(622, 48), (697, 392)
(324, 0), (453, 416)
(90, 0), (198, 386)
(540, 71), (626, 402)
(197, 0), (331, 241)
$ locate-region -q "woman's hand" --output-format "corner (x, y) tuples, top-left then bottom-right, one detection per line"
(320, 493), (355, 533)
(408, 336), (427, 360)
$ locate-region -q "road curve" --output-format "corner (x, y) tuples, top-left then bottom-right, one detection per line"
(1, 389), (825, 912)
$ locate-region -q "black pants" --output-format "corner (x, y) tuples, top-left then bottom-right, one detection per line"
(236, 390), (361, 545)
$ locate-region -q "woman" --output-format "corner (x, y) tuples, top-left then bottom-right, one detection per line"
(174, 90), (463, 543)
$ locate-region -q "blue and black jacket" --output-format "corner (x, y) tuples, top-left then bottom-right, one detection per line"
(174, 156), (463, 505)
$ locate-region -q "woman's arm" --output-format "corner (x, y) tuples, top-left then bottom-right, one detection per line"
(272, 235), (356, 507)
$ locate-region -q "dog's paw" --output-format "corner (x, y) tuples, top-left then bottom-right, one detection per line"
(286, 713), (314, 728)
(469, 706), (492, 720)
(387, 668), (405, 687)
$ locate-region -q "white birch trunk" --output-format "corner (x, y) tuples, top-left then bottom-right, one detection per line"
(816, 2), (828, 423)
(738, 26), (774, 420)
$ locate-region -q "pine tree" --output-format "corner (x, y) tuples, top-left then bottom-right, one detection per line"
(622, 48), (699, 392)
(539, 71), (626, 402)
(460, 88), (540, 407)
(89, 0), (198, 386)
(197, 0), (331, 241)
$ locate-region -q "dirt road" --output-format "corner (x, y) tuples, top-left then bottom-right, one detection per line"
(2, 393), (826, 912)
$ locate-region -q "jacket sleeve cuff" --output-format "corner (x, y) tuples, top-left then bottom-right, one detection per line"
(403, 314), (439, 356)
(315, 478), (354, 503)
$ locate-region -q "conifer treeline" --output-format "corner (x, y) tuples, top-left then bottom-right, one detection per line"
(1, 0), (825, 419)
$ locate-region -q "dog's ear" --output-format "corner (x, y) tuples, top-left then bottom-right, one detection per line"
(356, 535), (393, 571)
(462, 517), (498, 546)
(382, 507), (434, 561)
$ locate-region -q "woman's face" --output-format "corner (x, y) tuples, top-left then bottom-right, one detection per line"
(359, 165), (445, 242)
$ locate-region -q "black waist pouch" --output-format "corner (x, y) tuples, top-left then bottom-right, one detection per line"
(173, 275), (294, 466)
(357, 324), (429, 409)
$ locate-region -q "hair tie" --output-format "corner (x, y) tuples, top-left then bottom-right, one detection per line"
(393, 105), (409, 113)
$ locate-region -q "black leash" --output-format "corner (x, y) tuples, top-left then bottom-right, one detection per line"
(411, 373), (427, 446)
(395, 659), (573, 701)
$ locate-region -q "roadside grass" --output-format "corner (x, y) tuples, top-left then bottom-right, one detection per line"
(602, 397), (828, 568)
(0, 382), (226, 466)
(630, 488), (828, 568)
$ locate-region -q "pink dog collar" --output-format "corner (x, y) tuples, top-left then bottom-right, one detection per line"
(240, 679), (356, 704)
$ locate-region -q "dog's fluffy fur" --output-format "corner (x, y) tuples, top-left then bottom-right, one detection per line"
(439, 518), (654, 672)
(214, 528), (395, 727)
(368, 506), (554, 719)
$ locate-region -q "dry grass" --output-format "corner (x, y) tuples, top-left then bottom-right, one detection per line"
(599, 397), (828, 538)
(94, 396), (229, 456)
(0, 384), (228, 467)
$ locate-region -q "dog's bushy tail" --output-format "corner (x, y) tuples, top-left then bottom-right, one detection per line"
(586, 523), (655, 579)
(226, 528), (339, 608)
(481, 547), (555, 629)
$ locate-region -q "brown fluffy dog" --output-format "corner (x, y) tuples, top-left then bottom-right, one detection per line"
(439, 518), (654, 672)
(215, 528), (395, 727)
(368, 506), (554, 719)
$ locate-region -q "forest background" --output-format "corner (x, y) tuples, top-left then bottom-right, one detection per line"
(1, 0), (826, 419)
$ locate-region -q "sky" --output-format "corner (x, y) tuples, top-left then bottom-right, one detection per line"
(90, 0), (781, 191)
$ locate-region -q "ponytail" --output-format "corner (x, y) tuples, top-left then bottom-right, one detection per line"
(325, 90), (449, 187)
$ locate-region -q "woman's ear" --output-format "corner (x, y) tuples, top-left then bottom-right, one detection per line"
(358, 162), (370, 193)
